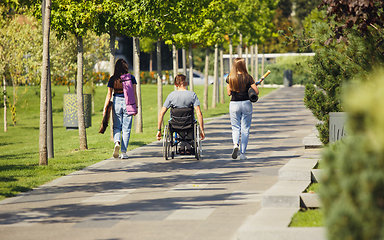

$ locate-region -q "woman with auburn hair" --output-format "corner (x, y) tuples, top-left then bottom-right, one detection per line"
(226, 58), (259, 160)
(103, 59), (138, 159)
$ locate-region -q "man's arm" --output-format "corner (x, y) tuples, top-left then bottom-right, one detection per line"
(194, 105), (205, 140)
(156, 106), (168, 140)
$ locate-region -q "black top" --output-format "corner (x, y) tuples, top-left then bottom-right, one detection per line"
(226, 74), (255, 101)
(107, 74), (137, 97)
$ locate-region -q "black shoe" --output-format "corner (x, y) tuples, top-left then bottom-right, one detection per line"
(232, 144), (239, 159)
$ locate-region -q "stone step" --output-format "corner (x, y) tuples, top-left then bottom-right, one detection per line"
(262, 181), (310, 208)
(303, 127), (323, 149)
(311, 169), (323, 183)
(235, 207), (326, 240)
(300, 193), (321, 208)
(278, 158), (319, 181)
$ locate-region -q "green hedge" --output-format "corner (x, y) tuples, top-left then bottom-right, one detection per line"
(262, 56), (314, 85)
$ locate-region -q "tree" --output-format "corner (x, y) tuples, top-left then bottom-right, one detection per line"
(0, 14), (42, 127)
(49, 0), (102, 150)
(319, 0), (384, 45)
(140, 37), (156, 72)
(39, 0), (51, 165)
(302, 3), (384, 144)
(295, 0), (322, 24)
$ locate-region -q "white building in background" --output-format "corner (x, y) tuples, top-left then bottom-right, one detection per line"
(222, 52), (315, 73)
(94, 61), (110, 73)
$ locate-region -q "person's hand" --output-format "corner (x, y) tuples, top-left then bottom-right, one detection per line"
(156, 130), (162, 141)
(200, 131), (205, 140)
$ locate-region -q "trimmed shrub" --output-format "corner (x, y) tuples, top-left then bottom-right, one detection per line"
(320, 71), (384, 240)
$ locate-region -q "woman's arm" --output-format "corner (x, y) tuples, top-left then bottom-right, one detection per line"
(133, 84), (138, 116)
(103, 87), (113, 116)
(133, 84), (138, 104)
(226, 84), (232, 96)
(250, 83), (259, 95)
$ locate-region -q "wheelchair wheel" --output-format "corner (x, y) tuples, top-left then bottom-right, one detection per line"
(194, 124), (202, 160)
(163, 125), (172, 160)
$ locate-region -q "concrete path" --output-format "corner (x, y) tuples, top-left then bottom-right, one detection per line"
(0, 87), (321, 240)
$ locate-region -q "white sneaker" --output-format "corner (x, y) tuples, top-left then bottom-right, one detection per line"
(232, 144), (239, 159)
(240, 154), (247, 160)
(121, 152), (128, 159)
(113, 142), (120, 158)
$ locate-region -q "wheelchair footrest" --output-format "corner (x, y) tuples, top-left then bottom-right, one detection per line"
(179, 148), (195, 155)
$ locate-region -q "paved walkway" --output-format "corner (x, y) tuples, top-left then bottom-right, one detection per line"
(0, 87), (319, 240)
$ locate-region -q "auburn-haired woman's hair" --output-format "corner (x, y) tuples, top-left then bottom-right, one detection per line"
(111, 59), (129, 80)
(228, 58), (251, 92)
(174, 74), (187, 87)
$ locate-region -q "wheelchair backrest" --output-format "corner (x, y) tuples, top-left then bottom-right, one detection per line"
(170, 106), (194, 130)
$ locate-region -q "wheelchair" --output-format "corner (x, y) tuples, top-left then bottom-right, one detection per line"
(162, 106), (202, 160)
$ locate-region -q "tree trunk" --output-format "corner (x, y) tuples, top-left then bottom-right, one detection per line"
(255, 45), (259, 80)
(3, 74), (7, 132)
(133, 37), (143, 133)
(212, 44), (218, 108)
(109, 30), (116, 141)
(220, 46), (225, 104)
(203, 48), (209, 110)
(250, 45), (254, 79)
(12, 80), (15, 126)
(77, 36), (88, 150)
(157, 39), (162, 115)
(39, 0), (51, 165)
(172, 43), (177, 88)
(245, 46), (248, 70)
(229, 38), (233, 70)
(261, 45), (265, 87)
(188, 43), (194, 92)
(238, 33), (243, 58)
(43, 0), (54, 159)
(92, 80), (94, 114)
(149, 51), (153, 73)
(182, 47), (187, 77)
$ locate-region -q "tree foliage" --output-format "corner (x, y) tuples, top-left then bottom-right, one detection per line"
(0, 14), (41, 125)
(320, 0), (384, 44)
(302, 4), (384, 144)
(295, 0), (322, 23)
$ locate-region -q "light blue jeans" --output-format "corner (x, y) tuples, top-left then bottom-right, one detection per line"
(230, 100), (253, 154)
(113, 96), (133, 153)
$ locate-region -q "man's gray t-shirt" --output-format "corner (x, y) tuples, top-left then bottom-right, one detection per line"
(163, 90), (200, 109)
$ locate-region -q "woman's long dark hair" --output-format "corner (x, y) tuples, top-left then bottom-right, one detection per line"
(111, 59), (129, 80)
(228, 58), (252, 92)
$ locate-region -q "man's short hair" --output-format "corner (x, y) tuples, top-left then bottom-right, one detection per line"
(175, 74), (186, 86)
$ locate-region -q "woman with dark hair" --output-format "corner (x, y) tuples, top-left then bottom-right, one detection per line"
(103, 59), (137, 159)
(226, 58), (259, 160)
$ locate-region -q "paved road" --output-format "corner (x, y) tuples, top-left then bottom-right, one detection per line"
(0, 87), (318, 240)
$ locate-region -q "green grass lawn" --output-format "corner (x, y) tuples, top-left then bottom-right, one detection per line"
(289, 208), (324, 227)
(0, 84), (275, 200)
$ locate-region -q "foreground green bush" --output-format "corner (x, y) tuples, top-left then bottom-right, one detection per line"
(320, 71), (384, 240)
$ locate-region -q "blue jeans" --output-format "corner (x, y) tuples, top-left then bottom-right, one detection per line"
(230, 100), (253, 154)
(113, 96), (133, 153)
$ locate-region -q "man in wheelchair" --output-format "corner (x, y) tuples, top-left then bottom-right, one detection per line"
(156, 74), (205, 156)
